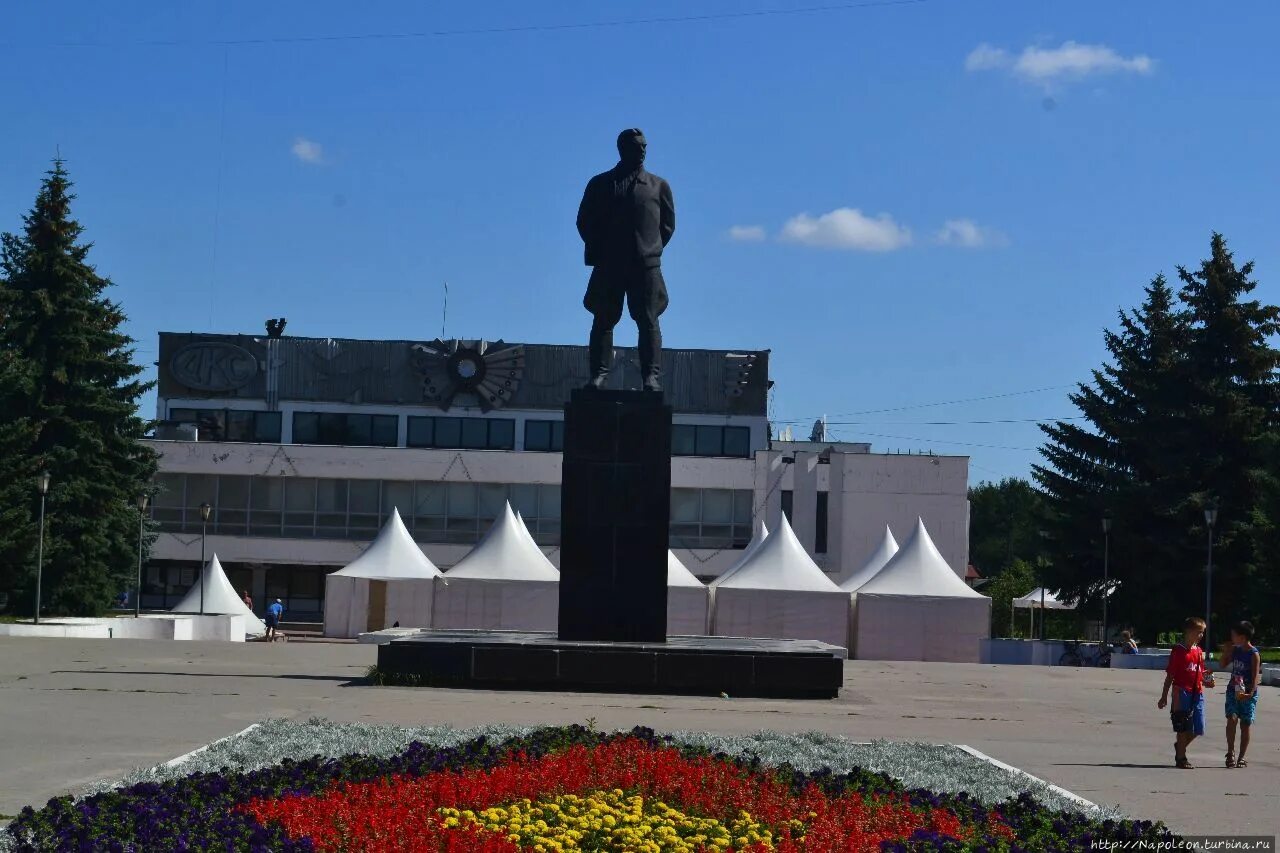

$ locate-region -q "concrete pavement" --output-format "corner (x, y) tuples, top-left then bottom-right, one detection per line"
(0, 637), (1274, 835)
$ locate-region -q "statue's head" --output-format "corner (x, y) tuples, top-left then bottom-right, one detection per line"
(617, 128), (647, 169)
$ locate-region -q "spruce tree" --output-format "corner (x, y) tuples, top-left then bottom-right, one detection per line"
(1035, 275), (1192, 642)
(0, 162), (157, 617)
(1175, 234), (1280, 641)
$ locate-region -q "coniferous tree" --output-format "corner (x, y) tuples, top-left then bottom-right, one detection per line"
(1035, 275), (1193, 642)
(0, 162), (157, 616)
(1174, 234), (1280, 641)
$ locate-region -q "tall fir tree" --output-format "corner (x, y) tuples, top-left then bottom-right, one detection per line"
(1035, 275), (1193, 642)
(0, 162), (157, 617)
(1174, 233), (1280, 641)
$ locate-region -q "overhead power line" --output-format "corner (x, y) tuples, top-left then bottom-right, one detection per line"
(9, 0), (928, 48)
(774, 416), (1081, 426)
(779, 384), (1078, 423)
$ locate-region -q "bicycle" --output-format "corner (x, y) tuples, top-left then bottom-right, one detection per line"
(1058, 640), (1112, 668)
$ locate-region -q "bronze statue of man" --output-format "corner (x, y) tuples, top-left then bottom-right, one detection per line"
(576, 128), (675, 392)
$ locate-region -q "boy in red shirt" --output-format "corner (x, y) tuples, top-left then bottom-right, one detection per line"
(1158, 616), (1216, 768)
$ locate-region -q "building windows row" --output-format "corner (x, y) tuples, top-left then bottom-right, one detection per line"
(292, 412), (399, 447)
(407, 416), (515, 450)
(169, 408), (282, 443)
(672, 424), (751, 458)
(150, 473), (754, 550)
(169, 407), (754, 457)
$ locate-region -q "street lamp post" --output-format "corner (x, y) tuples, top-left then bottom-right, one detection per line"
(1101, 515), (1112, 644)
(1204, 501), (1218, 652)
(135, 494), (149, 618)
(33, 472), (51, 625)
(198, 502), (212, 615)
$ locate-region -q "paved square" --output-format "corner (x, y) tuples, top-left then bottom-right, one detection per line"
(0, 637), (1273, 835)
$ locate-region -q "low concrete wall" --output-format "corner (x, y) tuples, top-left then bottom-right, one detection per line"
(980, 639), (1071, 666)
(0, 619), (111, 639)
(107, 615), (195, 641)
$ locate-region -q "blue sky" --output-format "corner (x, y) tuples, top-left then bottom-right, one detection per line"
(3, 1), (1278, 484)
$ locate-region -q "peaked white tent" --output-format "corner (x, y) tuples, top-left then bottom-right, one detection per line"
(433, 502), (559, 631)
(323, 509), (442, 638)
(710, 518), (768, 587)
(836, 526), (900, 592)
(171, 554), (267, 636)
(711, 514), (848, 648)
(666, 551), (709, 635)
(852, 518), (990, 663)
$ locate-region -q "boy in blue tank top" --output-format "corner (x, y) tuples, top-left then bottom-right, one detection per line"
(1218, 620), (1261, 768)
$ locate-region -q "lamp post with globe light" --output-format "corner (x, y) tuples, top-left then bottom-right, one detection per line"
(135, 494), (149, 618)
(33, 472), (51, 624)
(1204, 501), (1218, 651)
(198, 502), (212, 615)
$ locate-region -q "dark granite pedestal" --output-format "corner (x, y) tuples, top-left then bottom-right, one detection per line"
(376, 630), (846, 699)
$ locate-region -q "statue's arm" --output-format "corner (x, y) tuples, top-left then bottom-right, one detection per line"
(576, 180), (594, 243)
(659, 179), (675, 246)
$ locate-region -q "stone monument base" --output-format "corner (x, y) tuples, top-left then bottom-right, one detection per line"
(375, 630), (844, 699)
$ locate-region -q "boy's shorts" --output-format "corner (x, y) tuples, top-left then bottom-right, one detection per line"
(1225, 691), (1259, 726)
(1170, 689), (1205, 736)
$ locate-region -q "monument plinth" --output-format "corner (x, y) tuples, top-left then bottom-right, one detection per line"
(558, 389), (670, 642)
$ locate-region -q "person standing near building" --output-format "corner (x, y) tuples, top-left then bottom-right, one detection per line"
(242, 590), (253, 612)
(265, 598), (284, 641)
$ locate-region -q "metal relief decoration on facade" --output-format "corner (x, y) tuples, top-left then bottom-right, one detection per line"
(410, 339), (524, 412)
(169, 342), (259, 392)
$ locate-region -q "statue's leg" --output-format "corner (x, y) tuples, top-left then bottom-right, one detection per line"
(586, 268), (624, 388)
(627, 267), (667, 392)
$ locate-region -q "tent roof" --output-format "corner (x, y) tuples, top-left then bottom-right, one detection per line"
(710, 517), (768, 587)
(715, 514), (840, 592)
(333, 509), (442, 579)
(856, 518), (986, 598)
(836, 525), (899, 592)
(445, 503), (560, 580)
(667, 551), (705, 588)
(171, 554), (267, 633)
(1012, 587), (1077, 610)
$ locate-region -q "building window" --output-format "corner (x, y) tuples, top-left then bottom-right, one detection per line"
(669, 488), (753, 550)
(169, 408), (282, 443)
(524, 419), (564, 452)
(406, 416), (516, 450)
(781, 490), (793, 523)
(815, 491), (828, 554)
(292, 412), (398, 447)
(671, 424), (752, 458)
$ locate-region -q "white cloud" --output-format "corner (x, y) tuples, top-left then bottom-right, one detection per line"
(934, 218), (1009, 249)
(779, 208), (911, 252)
(967, 41), (1154, 86)
(965, 43), (1010, 72)
(727, 225), (766, 242)
(291, 137), (325, 165)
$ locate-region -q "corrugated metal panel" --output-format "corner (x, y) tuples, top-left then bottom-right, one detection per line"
(159, 333), (768, 416)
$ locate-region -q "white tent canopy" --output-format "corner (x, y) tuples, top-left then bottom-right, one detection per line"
(712, 514), (848, 648)
(1011, 587), (1077, 640)
(171, 554), (267, 636)
(852, 518), (990, 662)
(666, 550), (709, 635)
(323, 509), (442, 638)
(433, 502), (559, 631)
(710, 518), (768, 587)
(1012, 588), (1076, 610)
(836, 526), (900, 592)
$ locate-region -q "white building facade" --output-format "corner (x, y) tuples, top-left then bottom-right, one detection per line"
(143, 332), (969, 621)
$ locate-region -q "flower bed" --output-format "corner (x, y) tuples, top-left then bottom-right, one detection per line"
(5, 726), (1178, 852)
